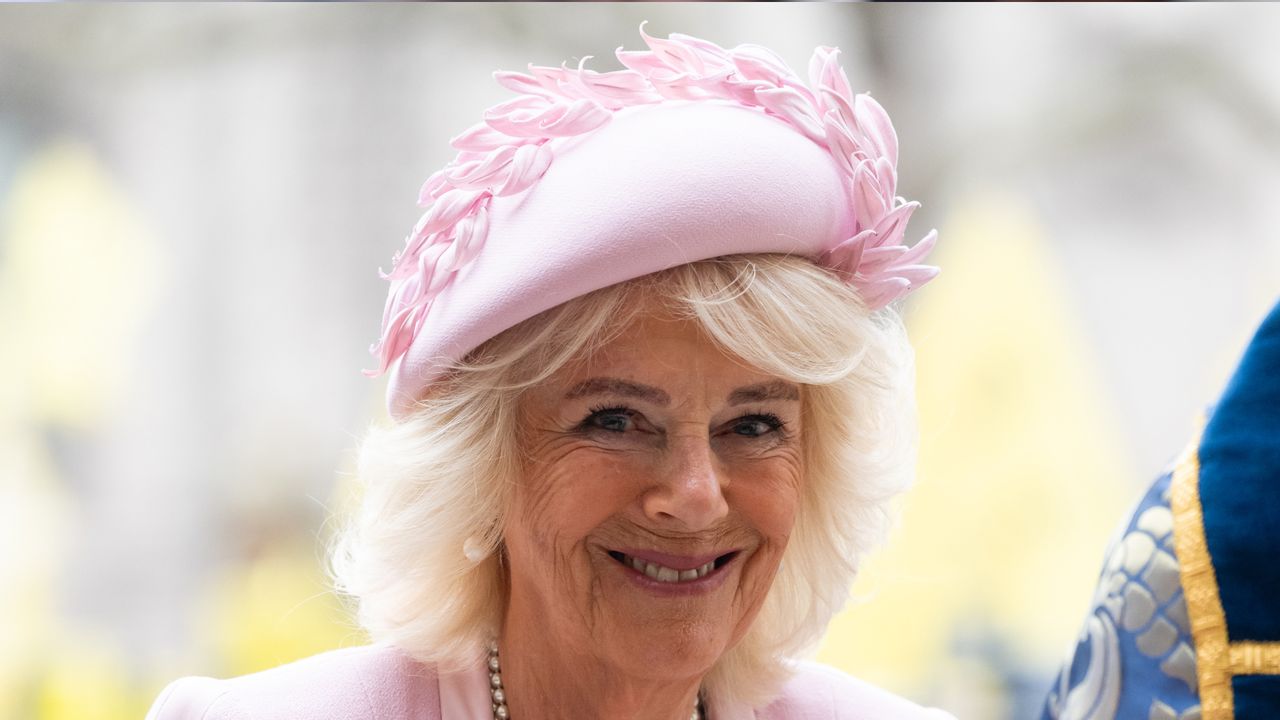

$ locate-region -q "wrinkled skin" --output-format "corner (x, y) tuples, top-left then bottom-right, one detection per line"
(499, 302), (805, 719)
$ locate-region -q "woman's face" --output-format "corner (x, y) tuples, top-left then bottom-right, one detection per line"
(504, 303), (805, 680)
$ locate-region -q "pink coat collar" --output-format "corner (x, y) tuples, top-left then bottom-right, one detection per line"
(437, 659), (754, 719)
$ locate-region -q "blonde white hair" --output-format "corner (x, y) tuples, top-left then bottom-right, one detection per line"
(330, 253), (918, 708)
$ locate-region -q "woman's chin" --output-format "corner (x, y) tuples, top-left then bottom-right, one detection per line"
(601, 619), (726, 682)
(586, 550), (746, 672)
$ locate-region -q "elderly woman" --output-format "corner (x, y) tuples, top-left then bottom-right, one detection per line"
(147, 25), (954, 720)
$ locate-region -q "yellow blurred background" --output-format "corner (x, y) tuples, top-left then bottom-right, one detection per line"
(2, 5), (1279, 719)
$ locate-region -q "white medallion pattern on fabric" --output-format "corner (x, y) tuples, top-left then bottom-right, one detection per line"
(1042, 467), (1202, 720)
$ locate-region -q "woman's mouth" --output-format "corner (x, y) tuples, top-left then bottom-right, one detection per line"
(606, 550), (739, 584)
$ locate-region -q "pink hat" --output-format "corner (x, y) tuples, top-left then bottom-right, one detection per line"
(367, 23), (938, 420)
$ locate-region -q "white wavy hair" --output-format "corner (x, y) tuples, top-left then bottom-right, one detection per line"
(330, 253), (918, 708)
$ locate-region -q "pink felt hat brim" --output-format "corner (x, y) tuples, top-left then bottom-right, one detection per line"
(387, 100), (855, 419)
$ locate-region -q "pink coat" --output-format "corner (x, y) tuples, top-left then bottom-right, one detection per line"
(145, 644), (956, 719)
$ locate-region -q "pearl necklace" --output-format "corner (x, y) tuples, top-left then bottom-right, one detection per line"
(487, 640), (704, 720)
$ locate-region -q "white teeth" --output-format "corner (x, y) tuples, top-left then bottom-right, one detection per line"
(622, 554), (718, 583)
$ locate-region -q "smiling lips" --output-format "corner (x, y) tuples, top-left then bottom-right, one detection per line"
(607, 549), (739, 584)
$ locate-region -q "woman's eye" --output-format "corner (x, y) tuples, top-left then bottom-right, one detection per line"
(731, 414), (785, 438)
(582, 406), (636, 433)
(579, 408), (785, 439)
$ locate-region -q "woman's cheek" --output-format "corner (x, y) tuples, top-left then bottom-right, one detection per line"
(517, 451), (635, 550)
(731, 454), (804, 527)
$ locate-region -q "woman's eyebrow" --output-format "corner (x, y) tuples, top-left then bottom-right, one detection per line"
(563, 377), (671, 405)
(727, 380), (800, 406)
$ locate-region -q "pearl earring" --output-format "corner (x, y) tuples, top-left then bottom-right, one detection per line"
(464, 535), (488, 563)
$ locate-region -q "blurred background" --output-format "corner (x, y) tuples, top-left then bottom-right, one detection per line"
(2, 4), (1278, 719)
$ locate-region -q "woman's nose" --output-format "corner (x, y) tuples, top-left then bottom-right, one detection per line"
(641, 433), (730, 531)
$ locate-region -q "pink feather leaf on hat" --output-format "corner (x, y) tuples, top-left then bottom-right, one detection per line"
(858, 245), (916, 275)
(819, 90), (858, 140)
(365, 23), (939, 378)
(449, 204), (490, 267)
(638, 20), (709, 76)
(873, 156), (898, 202)
(444, 145), (520, 188)
(809, 46), (853, 112)
(667, 32), (734, 63)
(858, 276), (913, 309)
(895, 264), (941, 288)
(854, 94), (899, 168)
(488, 96), (610, 138)
(614, 49), (689, 85)
(869, 201), (920, 249)
(719, 78), (769, 107)
(382, 228), (438, 282)
(413, 188), (489, 238)
(551, 59), (660, 108)
(449, 121), (529, 153)
(417, 170), (452, 207)
(850, 159), (888, 230)
(730, 44), (797, 88)
(897, 228), (938, 266)
(820, 121), (857, 177)
(493, 142), (553, 196)
(417, 239), (459, 300)
(755, 86), (826, 145)
(818, 228), (876, 279)
(492, 69), (554, 98)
